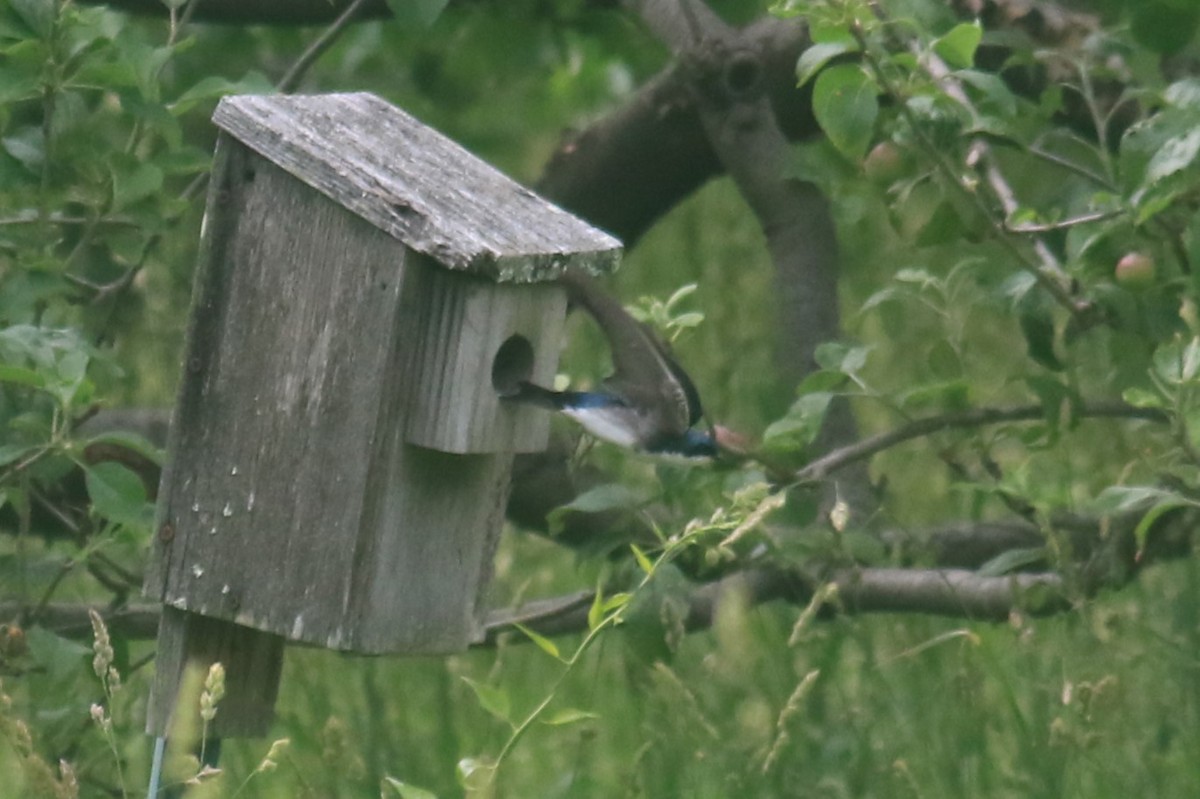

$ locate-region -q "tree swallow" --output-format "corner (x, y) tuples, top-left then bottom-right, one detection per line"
(504, 272), (718, 460)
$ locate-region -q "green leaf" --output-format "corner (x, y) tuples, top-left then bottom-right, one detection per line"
(670, 311), (705, 330)
(584, 589), (631, 630)
(933, 22), (982, 69)
(812, 64), (878, 162)
(1164, 78), (1200, 110)
(386, 0), (451, 28)
(513, 623), (562, 661)
(796, 369), (849, 394)
(84, 461), (150, 527)
(1025, 375), (1079, 432)
(2, 125), (44, 171)
(1121, 387), (1163, 409)
(895, 268), (937, 285)
(762, 392), (834, 451)
(587, 588), (604, 632)
(977, 547), (1046, 577)
(1134, 498), (1188, 560)
(897, 380), (969, 412)
(665, 283), (698, 310)
(1131, 0), (1200, 56)
(382, 777), (439, 799)
(26, 625), (91, 683)
(796, 41), (854, 88)
(84, 431), (165, 466)
(0, 443), (39, 468)
(172, 75), (245, 112)
(814, 341), (871, 376)
(1121, 109), (1200, 213)
(0, 363), (45, 389)
(461, 677), (512, 726)
(542, 708), (600, 726)
(1153, 337), (1200, 384)
(956, 69), (1017, 117)
(110, 154), (163, 211)
(50, 347), (90, 409)
(860, 286), (901, 313)
(1090, 485), (1186, 515)
(0, 61), (41, 103)
(10, 0), (54, 39)
(547, 484), (647, 536)
(170, 71), (274, 115)
(602, 592), (631, 614)
(630, 543), (655, 576)
(1145, 128), (1200, 185)
(455, 758), (492, 790)
(1017, 294), (1063, 371)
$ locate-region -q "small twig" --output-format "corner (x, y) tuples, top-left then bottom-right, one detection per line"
(167, 0), (201, 46)
(676, 0), (706, 46)
(29, 484), (85, 543)
(276, 0), (375, 92)
(90, 550), (142, 589)
(171, 0), (376, 211)
(63, 265), (140, 304)
(1027, 142), (1116, 190)
(1005, 209), (1123, 234)
(27, 558), (77, 627)
(0, 212), (139, 227)
(0, 446), (52, 495)
(852, 20), (1087, 319)
(86, 560), (132, 598)
(1072, 60), (1115, 179)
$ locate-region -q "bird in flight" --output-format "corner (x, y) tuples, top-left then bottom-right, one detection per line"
(502, 271), (718, 460)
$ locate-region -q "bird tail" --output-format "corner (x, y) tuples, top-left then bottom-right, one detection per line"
(500, 380), (569, 410)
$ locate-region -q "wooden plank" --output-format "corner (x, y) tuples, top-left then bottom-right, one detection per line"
(402, 257), (566, 453)
(146, 141), (406, 647)
(147, 140), (522, 653)
(350, 447), (513, 652)
(146, 607), (284, 738)
(212, 93), (622, 282)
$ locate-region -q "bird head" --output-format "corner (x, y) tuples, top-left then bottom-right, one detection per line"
(649, 428), (719, 460)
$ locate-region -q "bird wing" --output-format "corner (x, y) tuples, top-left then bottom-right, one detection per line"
(560, 272), (701, 436)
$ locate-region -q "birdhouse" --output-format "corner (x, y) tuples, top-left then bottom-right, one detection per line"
(143, 92), (620, 736)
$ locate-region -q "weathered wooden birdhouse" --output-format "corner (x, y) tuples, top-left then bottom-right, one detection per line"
(143, 92), (620, 736)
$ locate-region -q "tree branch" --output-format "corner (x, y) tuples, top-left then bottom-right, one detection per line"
(80, 0), (394, 25)
(618, 0), (876, 515)
(794, 401), (1166, 483)
(15, 499), (1197, 647)
(0, 566), (1063, 647)
(535, 15), (816, 246)
(276, 0), (377, 92)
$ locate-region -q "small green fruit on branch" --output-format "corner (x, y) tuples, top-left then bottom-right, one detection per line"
(1115, 252), (1156, 289)
(862, 142), (908, 185)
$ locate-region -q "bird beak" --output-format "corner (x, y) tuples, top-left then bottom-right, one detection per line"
(712, 424), (753, 458)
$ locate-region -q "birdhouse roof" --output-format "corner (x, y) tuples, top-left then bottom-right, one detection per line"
(212, 92), (621, 283)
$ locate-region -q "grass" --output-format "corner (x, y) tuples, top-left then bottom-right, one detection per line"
(102, 550), (1189, 799)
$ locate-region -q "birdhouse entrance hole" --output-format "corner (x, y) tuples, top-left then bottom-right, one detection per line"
(491, 334), (535, 395)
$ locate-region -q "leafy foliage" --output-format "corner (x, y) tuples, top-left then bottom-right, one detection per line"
(2, 0), (1200, 797)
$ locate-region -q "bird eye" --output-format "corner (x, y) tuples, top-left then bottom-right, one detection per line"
(492, 335), (535, 396)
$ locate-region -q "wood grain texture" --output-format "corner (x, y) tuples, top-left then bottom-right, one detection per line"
(146, 143), (416, 650)
(146, 607), (284, 737)
(146, 92), (623, 660)
(403, 256), (566, 453)
(351, 447), (513, 652)
(146, 141), (550, 653)
(213, 92), (622, 282)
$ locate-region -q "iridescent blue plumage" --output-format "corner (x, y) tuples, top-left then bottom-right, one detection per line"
(504, 272), (717, 460)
